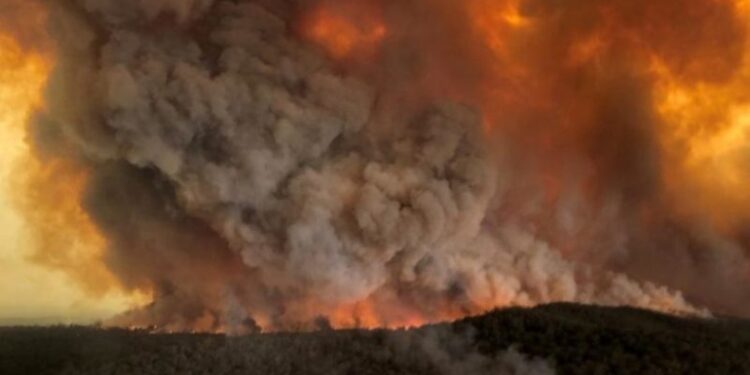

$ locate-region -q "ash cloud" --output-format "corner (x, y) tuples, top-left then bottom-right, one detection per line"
(26, 0), (750, 329)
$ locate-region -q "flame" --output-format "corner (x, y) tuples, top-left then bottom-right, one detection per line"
(0, 1), (150, 323)
(303, 2), (387, 60)
(311, 292), (485, 330)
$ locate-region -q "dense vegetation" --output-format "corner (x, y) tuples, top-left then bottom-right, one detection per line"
(1, 303), (749, 375)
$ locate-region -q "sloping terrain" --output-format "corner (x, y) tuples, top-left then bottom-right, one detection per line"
(1, 303), (749, 375)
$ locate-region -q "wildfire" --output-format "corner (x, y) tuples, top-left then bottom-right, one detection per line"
(292, 0), (750, 329)
(320, 290), (531, 330)
(3, 0), (749, 331)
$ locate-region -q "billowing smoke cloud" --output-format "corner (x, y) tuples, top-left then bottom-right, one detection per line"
(24, 0), (750, 330)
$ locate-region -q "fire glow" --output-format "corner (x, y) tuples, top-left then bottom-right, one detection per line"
(0, 1), (150, 323)
(2, 0), (750, 332)
(302, 2), (387, 60)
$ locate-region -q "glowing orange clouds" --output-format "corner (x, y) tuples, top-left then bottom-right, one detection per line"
(645, 0), (750, 233)
(471, 0), (530, 56)
(0, 16), (116, 298)
(302, 2), (387, 60)
(0, 1), (150, 324)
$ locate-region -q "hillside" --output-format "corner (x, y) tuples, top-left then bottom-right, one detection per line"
(1, 303), (749, 375)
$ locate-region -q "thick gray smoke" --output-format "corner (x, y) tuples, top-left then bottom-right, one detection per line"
(33, 0), (713, 330)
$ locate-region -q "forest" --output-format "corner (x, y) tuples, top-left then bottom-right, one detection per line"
(1, 303), (750, 375)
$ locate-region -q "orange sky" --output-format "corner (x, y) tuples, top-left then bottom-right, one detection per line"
(0, 30), (146, 325)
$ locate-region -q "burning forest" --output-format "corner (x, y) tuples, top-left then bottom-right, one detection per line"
(0, 0), (750, 336)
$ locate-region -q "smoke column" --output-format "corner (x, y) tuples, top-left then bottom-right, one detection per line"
(10, 0), (750, 330)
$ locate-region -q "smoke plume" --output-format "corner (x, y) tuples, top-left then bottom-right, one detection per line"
(16, 0), (750, 330)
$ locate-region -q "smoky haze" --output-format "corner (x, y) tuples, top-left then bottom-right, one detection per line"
(14, 0), (750, 330)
